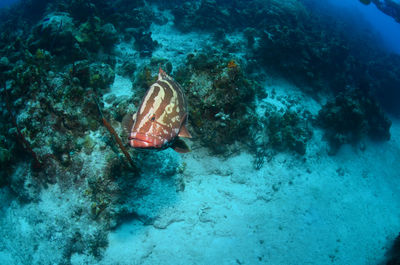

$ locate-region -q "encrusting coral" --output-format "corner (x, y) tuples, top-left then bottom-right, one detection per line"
(174, 53), (259, 154)
(2, 86), (43, 170)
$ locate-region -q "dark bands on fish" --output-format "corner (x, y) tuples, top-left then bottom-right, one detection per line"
(129, 68), (191, 152)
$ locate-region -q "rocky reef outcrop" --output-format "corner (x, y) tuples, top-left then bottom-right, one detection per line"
(317, 88), (391, 154)
(174, 53), (259, 154)
(168, 0), (400, 116)
(264, 108), (313, 156)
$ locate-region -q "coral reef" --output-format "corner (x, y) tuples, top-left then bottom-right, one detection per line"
(29, 12), (77, 56)
(264, 108), (313, 155)
(168, 0), (400, 113)
(27, 11), (119, 61)
(174, 53), (259, 154)
(253, 0), (355, 92)
(172, 0), (229, 33)
(3, 88), (43, 170)
(171, 0), (300, 34)
(128, 28), (159, 57)
(112, 2), (157, 57)
(317, 88), (391, 154)
(116, 57), (137, 79)
(74, 17), (118, 52)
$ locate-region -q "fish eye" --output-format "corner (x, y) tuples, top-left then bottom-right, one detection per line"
(151, 115), (155, 121)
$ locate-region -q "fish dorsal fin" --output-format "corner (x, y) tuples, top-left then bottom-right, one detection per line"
(178, 124), (192, 138)
(158, 67), (174, 81)
(122, 113), (135, 135)
(158, 67), (167, 80)
(171, 138), (190, 153)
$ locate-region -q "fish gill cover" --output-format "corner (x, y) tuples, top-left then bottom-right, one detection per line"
(0, 0), (399, 264)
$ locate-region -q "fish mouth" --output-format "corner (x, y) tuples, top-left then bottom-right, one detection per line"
(129, 132), (164, 148)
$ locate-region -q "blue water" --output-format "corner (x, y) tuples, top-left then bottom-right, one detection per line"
(0, 0), (19, 9)
(327, 0), (400, 54)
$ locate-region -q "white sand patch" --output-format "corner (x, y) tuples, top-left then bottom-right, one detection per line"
(151, 21), (213, 69)
(103, 74), (133, 108)
(114, 12), (212, 74)
(257, 76), (323, 117)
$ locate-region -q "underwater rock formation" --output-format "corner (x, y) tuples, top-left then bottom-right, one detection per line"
(29, 12), (78, 57)
(264, 108), (313, 155)
(27, 11), (119, 61)
(74, 17), (118, 52)
(174, 53), (258, 154)
(254, 1), (358, 92)
(131, 29), (159, 57)
(386, 233), (400, 265)
(171, 0), (302, 34)
(67, 60), (115, 92)
(172, 0), (229, 33)
(317, 88), (391, 154)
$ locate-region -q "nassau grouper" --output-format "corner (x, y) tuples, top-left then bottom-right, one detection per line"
(123, 68), (192, 153)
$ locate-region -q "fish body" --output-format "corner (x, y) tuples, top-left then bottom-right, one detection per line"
(127, 68), (191, 153)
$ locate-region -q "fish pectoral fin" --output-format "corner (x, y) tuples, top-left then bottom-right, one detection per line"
(171, 138), (190, 153)
(122, 113), (135, 135)
(178, 124), (192, 138)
